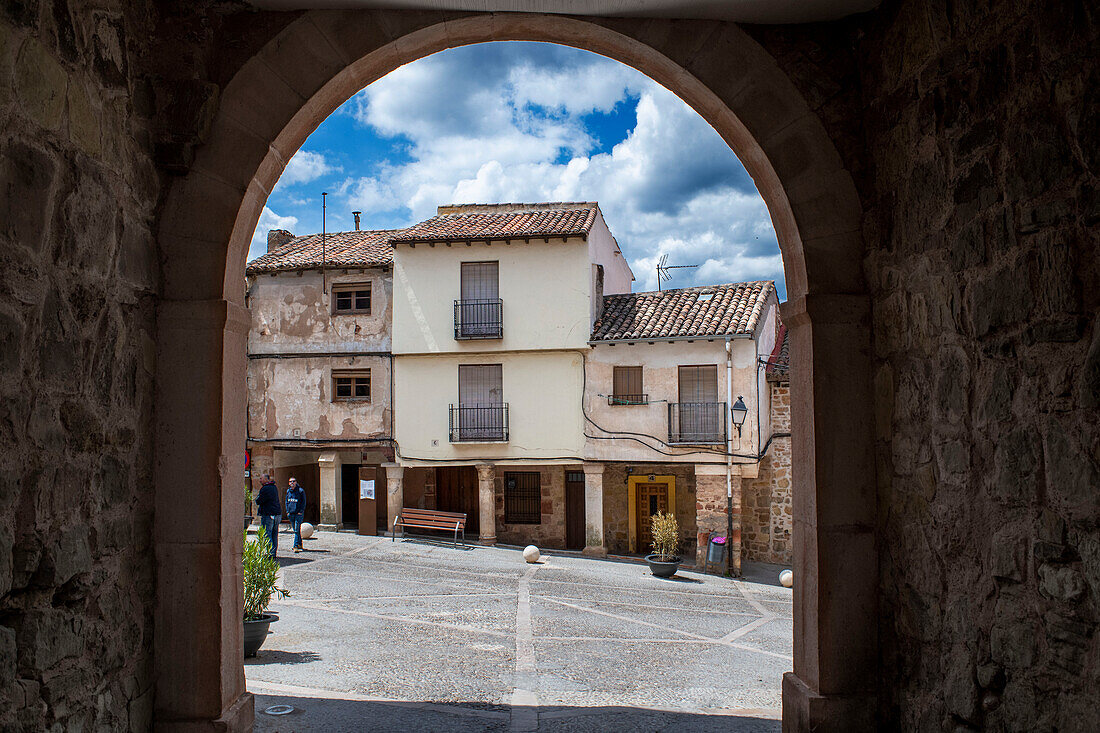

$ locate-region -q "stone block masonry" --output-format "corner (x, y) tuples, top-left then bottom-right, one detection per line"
(752, 0), (1100, 727)
(0, 4), (160, 730)
(743, 385), (792, 565)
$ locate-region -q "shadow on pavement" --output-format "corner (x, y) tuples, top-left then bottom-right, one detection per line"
(739, 561), (792, 588)
(245, 650), (322, 666)
(395, 536), (477, 552)
(251, 693), (780, 732)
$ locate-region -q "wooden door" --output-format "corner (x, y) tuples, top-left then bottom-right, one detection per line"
(436, 466), (479, 534)
(565, 471), (585, 550)
(635, 482), (669, 554)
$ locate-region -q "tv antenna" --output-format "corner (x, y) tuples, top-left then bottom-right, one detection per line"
(656, 253), (698, 291)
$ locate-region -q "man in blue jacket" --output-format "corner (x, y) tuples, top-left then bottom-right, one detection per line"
(255, 474), (282, 559)
(286, 477), (307, 553)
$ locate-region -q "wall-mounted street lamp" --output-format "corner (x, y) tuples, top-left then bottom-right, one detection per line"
(731, 396), (748, 438)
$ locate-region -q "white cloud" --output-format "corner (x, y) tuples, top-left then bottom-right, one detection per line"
(279, 150), (338, 186)
(269, 42), (785, 297)
(248, 207), (299, 263)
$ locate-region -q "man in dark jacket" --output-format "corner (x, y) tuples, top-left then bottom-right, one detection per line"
(285, 477), (307, 553)
(256, 474), (282, 559)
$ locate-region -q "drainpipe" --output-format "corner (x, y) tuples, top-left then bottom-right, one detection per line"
(725, 337), (734, 576)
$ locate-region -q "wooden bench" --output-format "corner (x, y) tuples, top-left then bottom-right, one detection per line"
(393, 508), (467, 548)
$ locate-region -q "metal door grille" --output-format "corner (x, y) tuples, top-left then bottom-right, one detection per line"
(504, 472), (541, 524)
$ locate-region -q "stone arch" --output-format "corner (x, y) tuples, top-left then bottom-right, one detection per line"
(154, 11), (874, 731)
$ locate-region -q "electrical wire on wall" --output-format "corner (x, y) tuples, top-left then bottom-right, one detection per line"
(580, 351), (788, 462)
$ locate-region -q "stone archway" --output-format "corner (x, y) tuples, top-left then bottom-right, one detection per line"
(153, 12), (874, 731)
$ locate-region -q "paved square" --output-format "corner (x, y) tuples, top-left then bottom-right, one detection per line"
(248, 531), (791, 731)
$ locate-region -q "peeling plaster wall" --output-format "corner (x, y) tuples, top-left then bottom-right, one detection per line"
(246, 355), (391, 441)
(246, 268), (393, 443)
(248, 269), (392, 354)
(584, 339), (763, 463)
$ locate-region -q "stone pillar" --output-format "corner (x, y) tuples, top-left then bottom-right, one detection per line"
(317, 452), (339, 530)
(780, 295), (877, 732)
(383, 463), (403, 536)
(476, 463), (497, 545)
(581, 463), (606, 557)
(695, 464), (741, 574)
(154, 298), (253, 731)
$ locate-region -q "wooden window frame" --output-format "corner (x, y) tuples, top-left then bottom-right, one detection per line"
(503, 471), (541, 524)
(332, 370), (371, 402)
(331, 283), (372, 315)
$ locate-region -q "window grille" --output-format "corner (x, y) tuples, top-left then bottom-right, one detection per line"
(504, 472), (541, 524)
(333, 284), (371, 314)
(451, 365), (507, 441)
(456, 262), (502, 338)
(333, 370), (371, 401)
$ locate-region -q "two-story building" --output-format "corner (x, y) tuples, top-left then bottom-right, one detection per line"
(583, 282), (787, 571)
(388, 202), (634, 549)
(245, 227), (396, 531)
(244, 201), (794, 573)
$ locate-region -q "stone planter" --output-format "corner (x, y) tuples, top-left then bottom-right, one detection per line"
(243, 613), (277, 658)
(645, 554), (682, 579)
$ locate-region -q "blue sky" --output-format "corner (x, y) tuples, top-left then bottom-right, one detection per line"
(249, 42), (785, 299)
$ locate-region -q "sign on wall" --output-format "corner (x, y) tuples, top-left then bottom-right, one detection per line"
(360, 479), (375, 500)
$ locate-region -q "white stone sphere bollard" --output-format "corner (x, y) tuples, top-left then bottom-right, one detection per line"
(299, 522), (315, 540)
(779, 569), (794, 588)
(523, 545), (541, 563)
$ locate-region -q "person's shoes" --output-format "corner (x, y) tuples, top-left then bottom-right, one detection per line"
(294, 547), (302, 553)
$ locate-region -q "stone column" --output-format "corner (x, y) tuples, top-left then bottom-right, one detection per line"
(383, 463), (403, 537)
(581, 463), (606, 557)
(317, 452), (339, 530)
(695, 464), (741, 573)
(780, 294), (877, 732)
(154, 298), (253, 731)
(476, 463), (497, 545)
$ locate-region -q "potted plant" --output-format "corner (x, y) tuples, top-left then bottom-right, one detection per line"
(645, 511), (682, 578)
(244, 485), (254, 530)
(243, 526), (289, 657)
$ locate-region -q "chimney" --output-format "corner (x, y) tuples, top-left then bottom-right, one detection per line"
(267, 229), (294, 253)
(352, 211), (362, 231)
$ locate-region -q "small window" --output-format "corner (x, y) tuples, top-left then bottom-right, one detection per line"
(611, 366), (646, 405)
(504, 472), (541, 524)
(333, 370), (371, 401)
(333, 284), (371, 314)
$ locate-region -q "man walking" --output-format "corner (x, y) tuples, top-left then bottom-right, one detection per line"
(286, 477), (307, 553)
(256, 474), (282, 560)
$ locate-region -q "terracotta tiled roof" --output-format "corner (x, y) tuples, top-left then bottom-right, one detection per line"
(389, 202), (598, 244)
(591, 281), (775, 342)
(246, 230), (396, 274)
(766, 324), (790, 382)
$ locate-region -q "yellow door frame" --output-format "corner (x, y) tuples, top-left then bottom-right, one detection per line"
(627, 474), (676, 553)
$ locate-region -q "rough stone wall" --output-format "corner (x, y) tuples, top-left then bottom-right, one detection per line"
(0, 2), (161, 730)
(494, 465), (566, 548)
(601, 463), (698, 558)
(758, 1), (1099, 727)
(743, 384), (792, 565)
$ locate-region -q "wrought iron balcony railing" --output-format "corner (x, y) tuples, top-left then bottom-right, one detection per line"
(449, 403), (509, 442)
(454, 299), (503, 339)
(608, 394), (649, 406)
(667, 402), (727, 444)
